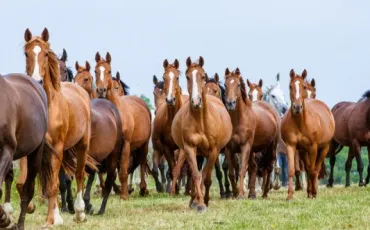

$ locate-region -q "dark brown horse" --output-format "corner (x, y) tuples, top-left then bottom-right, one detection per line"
(24, 28), (97, 227)
(224, 68), (279, 199)
(281, 69), (334, 200)
(171, 56), (232, 211)
(0, 72), (52, 230)
(152, 59), (189, 194)
(74, 61), (123, 215)
(94, 52), (151, 199)
(327, 90), (370, 187)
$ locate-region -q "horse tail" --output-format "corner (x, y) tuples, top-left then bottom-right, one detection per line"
(145, 161), (152, 176)
(318, 161), (328, 179)
(335, 144), (344, 155)
(63, 148), (99, 177)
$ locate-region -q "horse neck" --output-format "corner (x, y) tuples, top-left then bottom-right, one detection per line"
(167, 88), (183, 119)
(107, 89), (124, 110)
(189, 90), (209, 129)
(43, 64), (58, 106)
(291, 100), (307, 131)
(229, 96), (252, 123)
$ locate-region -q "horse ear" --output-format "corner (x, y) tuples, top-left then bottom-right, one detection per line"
(174, 59), (179, 69)
(276, 73), (280, 82)
(225, 68), (230, 76)
(153, 75), (158, 85)
(24, 28), (32, 42)
(311, 78), (316, 88)
(235, 67), (240, 75)
(290, 69), (295, 79)
(116, 72), (121, 83)
(61, 49), (67, 62)
(163, 59), (169, 69)
(41, 28), (49, 42)
(259, 79), (263, 88)
(247, 79), (252, 88)
(85, 61), (91, 72)
(302, 69), (307, 79)
(214, 73), (219, 83)
(106, 52), (112, 64)
(95, 52), (101, 63)
(75, 61), (79, 71)
(199, 56), (204, 67)
(186, 57), (192, 68)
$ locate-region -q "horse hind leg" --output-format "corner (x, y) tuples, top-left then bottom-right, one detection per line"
(138, 143), (149, 196)
(352, 141), (364, 187)
(4, 164), (14, 215)
(58, 169), (68, 213)
(214, 156), (225, 198)
(203, 149), (218, 210)
(221, 156), (232, 198)
(366, 146), (370, 185)
(327, 140), (339, 187)
(66, 175), (74, 214)
(83, 171), (96, 215)
(247, 156), (257, 199)
(345, 147), (354, 187)
(152, 150), (164, 193)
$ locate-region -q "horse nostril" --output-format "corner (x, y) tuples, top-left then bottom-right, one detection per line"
(103, 88), (107, 92)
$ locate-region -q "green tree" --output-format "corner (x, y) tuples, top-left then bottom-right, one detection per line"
(140, 94), (154, 110)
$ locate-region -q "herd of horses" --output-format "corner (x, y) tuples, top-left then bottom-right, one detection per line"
(0, 27), (370, 229)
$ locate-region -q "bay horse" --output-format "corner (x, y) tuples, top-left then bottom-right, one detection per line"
(204, 73), (233, 198)
(171, 56), (232, 211)
(152, 59), (189, 194)
(281, 69), (334, 200)
(94, 52), (151, 199)
(59, 49), (73, 82)
(224, 68), (279, 199)
(326, 90), (370, 187)
(24, 28), (97, 227)
(0, 73), (52, 230)
(74, 61), (123, 215)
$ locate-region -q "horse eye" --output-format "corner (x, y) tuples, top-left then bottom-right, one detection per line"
(24, 52), (28, 57)
(186, 76), (189, 80)
(45, 53), (48, 57)
(84, 78), (89, 82)
(109, 71), (111, 74)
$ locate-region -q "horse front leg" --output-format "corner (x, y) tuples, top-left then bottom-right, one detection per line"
(238, 143), (252, 199)
(225, 147), (238, 198)
(202, 148), (218, 210)
(285, 144), (296, 201)
(170, 149), (186, 196)
(119, 141), (130, 200)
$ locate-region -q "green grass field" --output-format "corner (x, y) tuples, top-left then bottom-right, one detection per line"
(6, 175), (370, 230)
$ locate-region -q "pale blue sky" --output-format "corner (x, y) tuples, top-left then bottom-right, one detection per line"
(1, 0), (369, 107)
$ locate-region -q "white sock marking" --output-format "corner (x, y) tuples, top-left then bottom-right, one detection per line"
(4, 202), (14, 214)
(251, 89), (258, 102)
(99, 66), (105, 81)
(32, 45), (42, 82)
(54, 207), (64, 225)
(295, 80), (300, 99)
(74, 191), (85, 212)
(167, 71), (174, 100)
(191, 70), (199, 101)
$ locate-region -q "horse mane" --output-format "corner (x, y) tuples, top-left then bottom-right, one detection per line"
(206, 78), (226, 104)
(66, 67), (73, 82)
(155, 81), (164, 90)
(357, 90), (370, 102)
(239, 77), (248, 105)
(112, 77), (130, 95)
(25, 37), (60, 90)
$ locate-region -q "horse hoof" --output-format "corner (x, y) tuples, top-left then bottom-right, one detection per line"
(120, 196), (128, 201)
(359, 182), (365, 187)
(85, 204), (94, 215)
(197, 205), (207, 213)
(190, 202), (198, 209)
(61, 207), (68, 213)
(26, 202), (36, 214)
(345, 184), (350, 187)
(96, 210), (105, 215)
(326, 183), (333, 188)
(139, 189), (148, 197)
(236, 196), (245, 200)
(73, 211), (86, 223)
(248, 195), (257, 200)
(128, 188), (134, 195)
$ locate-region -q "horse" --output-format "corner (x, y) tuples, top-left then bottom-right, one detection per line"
(151, 75), (169, 192)
(0, 72), (52, 230)
(171, 56), (232, 211)
(281, 69), (334, 200)
(24, 28), (97, 227)
(326, 90), (370, 187)
(152, 59), (189, 194)
(224, 68), (279, 199)
(74, 61), (123, 215)
(204, 73), (233, 198)
(94, 52), (151, 199)
(58, 49), (73, 82)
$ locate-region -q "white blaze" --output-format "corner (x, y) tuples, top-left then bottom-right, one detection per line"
(192, 69), (199, 101)
(251, 89), (258, 102)
(295, 80), (300, 99)
(167, 71), (175, 100)
(32, 45), (42, 81)
(99, 66), (105, 81)
(230, 79), (234, 84)
(307, 90), (312, 98)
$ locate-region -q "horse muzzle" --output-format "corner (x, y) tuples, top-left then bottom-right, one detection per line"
(191, 97), (202, 109)
(226, 100), (236, 111)
(292, 103), (303, 114)
(96, 87), (107, 98)
(166, 97), (176, 106)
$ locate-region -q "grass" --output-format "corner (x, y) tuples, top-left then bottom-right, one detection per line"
(6, 175), (370, 230)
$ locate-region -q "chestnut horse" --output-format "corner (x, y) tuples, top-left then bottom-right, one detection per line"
(58, 49), (73, 82)
(94, 52), (151, 199)
(281, 69), (334, 200)
(74, 61), (123, 215)
(24, 28), (97, 227)
(0, 73), (52, 230)
(326, 90), (370, 187)
(224, 68), (279, 199)
(204, 73), (233, 198)
(171, 56), (232, 211)
(152, 59), (189, 194)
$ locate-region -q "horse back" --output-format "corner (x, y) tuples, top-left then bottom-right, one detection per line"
(330, 101), (354, 145)
(0, 74), (48, 158)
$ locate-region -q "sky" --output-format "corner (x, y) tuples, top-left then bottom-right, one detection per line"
(1, 0), (370, 108)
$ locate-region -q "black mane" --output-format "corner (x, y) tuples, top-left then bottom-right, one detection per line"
(362, 90), (370, 99)
(66, 67), (73, 82)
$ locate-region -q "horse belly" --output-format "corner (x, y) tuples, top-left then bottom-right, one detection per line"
(89, 120), (117, 163)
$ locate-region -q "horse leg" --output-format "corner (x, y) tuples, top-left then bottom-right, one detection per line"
(4, 165), (14, 215)
(159, 157), (166, 186)
(65, 175), (74, 214)
(112, 171), (121, 195)
(312, 144), (330, 198)
(152, 150), (164, 193)
(163, 146), (177, 194)
(305, 145), (318, 198)
(366, 146), (370, 185)
(97, 173), (105, 196)
(138, 143), (149, 196)
(83, 171), (95, 215)
(352, 140), (364, 187)
(44, 143), (64, 227)
(222, 157), (232, 198)
(214, 157), (225, 198)
(17, 143), (42, 230)
(285, 144), (297, 201)
(225, 147), (238, 198)
(170, 149), (186, 196)
(0, 146), (15, 229)
(345, 147), (354, 187)
(185, 146), (204, 212)
(327, 140), (339, 187)
(73, 133), (90, 223)
(273, 153), (281, 189)
(247, 155), (257, 199)
(294, 151), (303, 191)
(202, 149), (218, 209)
(58, 169), (68, 213)
(238, 143), (252, 199)
(119, 141), (130, 200)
